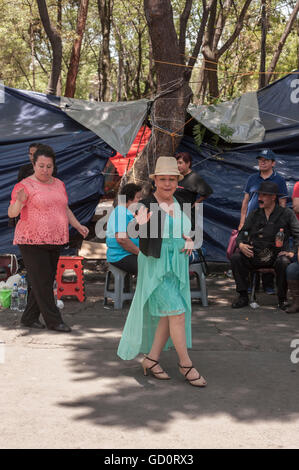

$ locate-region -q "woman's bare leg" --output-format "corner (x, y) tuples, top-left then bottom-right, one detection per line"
(169, 314), (206, 384)
(143, 317), (170, 377)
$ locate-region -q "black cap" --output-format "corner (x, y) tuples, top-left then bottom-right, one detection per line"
(256, 149), (276, 161)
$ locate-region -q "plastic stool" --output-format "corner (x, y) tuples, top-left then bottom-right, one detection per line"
(104, 264), (134, 310)
(189, 263), (208, 306)
(56, 256), (85, 302)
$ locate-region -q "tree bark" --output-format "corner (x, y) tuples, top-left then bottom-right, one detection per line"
(144, 35), (156, 99)
(123, 0), (193, 187)
(265, 0), (299, 85)
(97, 0), (113, 101)
(36, 0), (62, 95)
(259, 0), (267, 89)
(201, 0), (252, 101)
(113, 21), (124, 101)
(188, 0), (215, 71)
(179, 0), (193, 62)
(65, 0), (89, 98)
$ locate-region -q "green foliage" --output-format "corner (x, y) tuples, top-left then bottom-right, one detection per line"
(0, 0), (298, 102)
(193, 121), (234, 149)
(193, 123), (206, 148)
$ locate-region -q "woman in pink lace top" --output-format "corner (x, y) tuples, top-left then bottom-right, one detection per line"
(8, 145), (89, 333)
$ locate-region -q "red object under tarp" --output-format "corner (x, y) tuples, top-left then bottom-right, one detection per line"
(109, 126), (151, 176)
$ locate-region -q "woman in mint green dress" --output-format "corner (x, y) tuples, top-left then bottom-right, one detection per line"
(117, 157), (207, 387)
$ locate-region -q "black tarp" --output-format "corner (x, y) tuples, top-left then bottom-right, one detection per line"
(1, 72), (299, 261)
(178, 71), (299, 261)
(0, 86), (115, 256)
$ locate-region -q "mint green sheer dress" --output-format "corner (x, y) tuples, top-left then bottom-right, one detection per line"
(117, 200), (192, 360)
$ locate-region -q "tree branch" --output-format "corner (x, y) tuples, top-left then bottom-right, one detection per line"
(179, 0), (193, 61)
(265, 0), (299, 85)
(218, 0), (252, 58)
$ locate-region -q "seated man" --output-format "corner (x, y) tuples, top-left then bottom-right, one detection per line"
(231, 181), (299, 310)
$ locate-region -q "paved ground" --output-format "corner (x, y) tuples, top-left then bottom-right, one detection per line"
(0, 264), (299, 449)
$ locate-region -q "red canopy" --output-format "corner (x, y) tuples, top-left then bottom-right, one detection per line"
(109, 126), (151, 176)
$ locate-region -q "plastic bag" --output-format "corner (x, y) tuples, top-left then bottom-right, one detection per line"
(226, 229), (239, 260)
(5, 274), (21, 289)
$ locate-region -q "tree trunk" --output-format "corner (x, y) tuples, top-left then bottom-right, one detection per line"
(36, 0), (62, 95)
(143, 35), (156, 99)
(113, 22), (124, 101)
(265, 0), (299, 85)
(195, 63), (208, 104)
(205, 51), (219, 100)
(259, 0), (267, 89)
(179, 0), (193, 62)
(65, 0), (89, 98)
(30, 20), (36, 91)
(123, 0), (193, 187)
(133, 30), (143, 99)
(97, 0), (113, 101)
(191, 0), (217, 103)
(201, 0), (252, 102)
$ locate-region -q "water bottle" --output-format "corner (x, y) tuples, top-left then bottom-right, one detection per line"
(10, 283), (19, 311)
(275, 228), (284, 248)
(18, 275), (28, 312)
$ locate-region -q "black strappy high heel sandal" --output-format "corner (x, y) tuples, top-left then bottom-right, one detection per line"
(178, 363), (207, 387)
(142, 355), (171, 380)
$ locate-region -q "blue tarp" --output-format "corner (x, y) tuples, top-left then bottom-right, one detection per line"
(178, 71), (299, 261)
(0, 86), (115, 256)
(1, 72), (299, 262)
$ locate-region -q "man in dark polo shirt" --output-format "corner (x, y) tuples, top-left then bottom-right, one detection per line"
(239, 149), (288, 229)
(174, 152), (213, 233)
(231, 181), (299, 310)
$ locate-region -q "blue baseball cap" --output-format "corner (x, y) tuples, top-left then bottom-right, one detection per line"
(256, 149), (276, 161)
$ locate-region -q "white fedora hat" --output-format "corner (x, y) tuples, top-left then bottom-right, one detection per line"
(149, 156), (183, 181)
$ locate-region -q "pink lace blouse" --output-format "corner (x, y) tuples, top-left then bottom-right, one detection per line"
(11, 177), (69, 245)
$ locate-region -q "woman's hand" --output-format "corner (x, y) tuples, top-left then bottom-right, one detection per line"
(134, 206), (152, 225)
(67, 208), (89, 238)
(8, 187), (28, 218)
(16, 188), (27, 204)
(181, 235), (194, 256)
(77, 225), (89, 238)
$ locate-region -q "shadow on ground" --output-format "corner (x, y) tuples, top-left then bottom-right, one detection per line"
(1, 271), (299, 433)
(60, 275), (299, 431)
